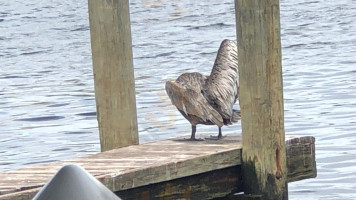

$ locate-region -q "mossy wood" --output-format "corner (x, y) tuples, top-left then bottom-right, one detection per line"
(88, 0), (139, 151)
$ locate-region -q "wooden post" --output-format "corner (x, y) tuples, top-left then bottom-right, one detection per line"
(88, 0), (139, 151)
(235, 0), (288, 199)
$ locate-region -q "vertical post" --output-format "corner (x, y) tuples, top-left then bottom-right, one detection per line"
(235, 0), (288, 199)
(88, 0), (139, 151)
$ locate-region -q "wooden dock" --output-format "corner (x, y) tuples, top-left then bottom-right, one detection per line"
(0, 0), (317, 199)
(0, 134), (316, 200)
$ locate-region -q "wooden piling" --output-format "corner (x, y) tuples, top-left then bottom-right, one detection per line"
(235, 0), (288, 199)
(88, 0), (139, 151)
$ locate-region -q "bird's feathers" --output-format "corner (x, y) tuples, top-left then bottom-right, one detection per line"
(205, 39), (239, 120)
(166, 78), (224, 127)
(165, 39), (239, 127)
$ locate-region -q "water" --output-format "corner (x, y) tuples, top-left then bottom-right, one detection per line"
(1, 0), (355, 199)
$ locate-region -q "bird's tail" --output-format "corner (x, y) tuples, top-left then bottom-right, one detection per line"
(231, 109), (241, 123)
(223, 109), (241, 125)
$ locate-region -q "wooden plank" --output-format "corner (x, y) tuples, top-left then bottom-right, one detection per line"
(116, 166), (242, 200)
(115, 136), (316, 200)
(286, 136), (317, 182)
(88, 0), (138, 151)
(0, 135), (241, 198)
(0, 135), (315, 200)
(218, 193), (262, 200)
(235, 0), (287, 199)
(0, 188), (40, 200)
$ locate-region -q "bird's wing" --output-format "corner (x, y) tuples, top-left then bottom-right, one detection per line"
(205, 39), (239, 119)
(165, 81), (223, 127)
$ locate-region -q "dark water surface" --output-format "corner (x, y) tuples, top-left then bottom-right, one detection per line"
(1, 0), (356, 199)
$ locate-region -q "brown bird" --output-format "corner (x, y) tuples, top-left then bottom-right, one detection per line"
(165, 39), (240, 141)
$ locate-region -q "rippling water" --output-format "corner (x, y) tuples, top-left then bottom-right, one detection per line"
(1, 0), (355, 199)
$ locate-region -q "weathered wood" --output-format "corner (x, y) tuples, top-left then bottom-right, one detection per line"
(0, 135), (315, 200)
(235, 0), (287, 199)
(116, 166), (242, 200)
(227, 194), (262, 200)
(0, 135), (241, 199)
(88, 0), (138, 151)
(286, 136), (317, 182)
(0, 188), (39, 200)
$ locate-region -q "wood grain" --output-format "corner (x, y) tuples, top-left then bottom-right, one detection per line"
(88, 0), (139, 151)
(116, 166), (242, 200)
(0, 135), (315, 200)
(286, 136), (317, 182)
(235, 0), (288, 199)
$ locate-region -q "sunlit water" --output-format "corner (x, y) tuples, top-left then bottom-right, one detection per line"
(1, 0), (355, 199)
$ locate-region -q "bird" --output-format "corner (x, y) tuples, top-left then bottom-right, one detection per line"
(165, 39), (240, 141)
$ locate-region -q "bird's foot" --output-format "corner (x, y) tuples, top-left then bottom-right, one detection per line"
(190, 137), (205, 141)
(205, 135), (226, 140)
(174, 137), (204, 142)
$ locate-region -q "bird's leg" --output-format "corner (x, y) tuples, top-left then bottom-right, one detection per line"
(205, 126), (225, 140)
(218, 126), (222, 139)
(190, 125), (197, 140)
(189, 125), (204, 141)
(174, 125), (204, 141)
